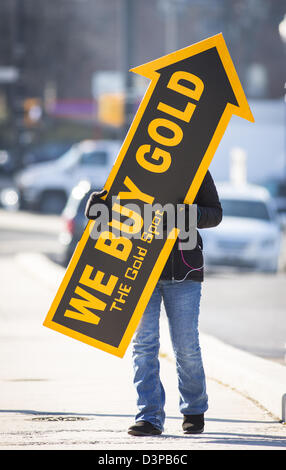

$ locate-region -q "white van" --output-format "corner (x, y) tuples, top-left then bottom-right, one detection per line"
(15, 139), (121, 213)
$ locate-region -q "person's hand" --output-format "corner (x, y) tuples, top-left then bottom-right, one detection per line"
(177, 200), (201, 226)
(85, 189), (108, 220)
(161, 201), (201, 231)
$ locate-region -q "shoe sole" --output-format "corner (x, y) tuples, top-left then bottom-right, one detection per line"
(128, 429), (162, 437)
(183, 427), (204, 434)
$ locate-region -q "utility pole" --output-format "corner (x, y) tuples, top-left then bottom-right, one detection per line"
(163, 0), (178, 53)
(122, 0), (135, 139)
(11, 0), (27, 166)
(158, 0), (183, 54)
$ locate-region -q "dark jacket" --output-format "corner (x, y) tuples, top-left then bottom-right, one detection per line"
(160, 171), (222, 282)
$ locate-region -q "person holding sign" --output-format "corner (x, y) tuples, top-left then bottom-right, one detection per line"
(85, 170), (222, 436)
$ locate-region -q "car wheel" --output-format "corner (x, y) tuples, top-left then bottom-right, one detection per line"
(40, 191), (67, 214)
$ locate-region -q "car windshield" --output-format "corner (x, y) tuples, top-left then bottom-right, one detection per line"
(57, 146), (80, 169)
(221, 198), (270, 221)
(80, 151), (107, 166)
(57, 147), (108, 169)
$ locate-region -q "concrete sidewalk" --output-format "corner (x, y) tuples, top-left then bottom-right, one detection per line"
(0, 253), (285, 450)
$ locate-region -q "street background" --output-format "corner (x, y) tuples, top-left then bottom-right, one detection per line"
(0, 0), (286, 451)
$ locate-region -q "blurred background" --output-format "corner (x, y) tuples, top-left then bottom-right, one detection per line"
(0, 0), (286, 365)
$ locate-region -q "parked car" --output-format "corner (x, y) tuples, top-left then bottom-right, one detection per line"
(0, 149), (20, 209)
(0, 149), (18, 174)
(14, 139), (121, 214)
(201, 183), (283, 273)
(22, 141), (75, 167)
(58, 180), (95, 265)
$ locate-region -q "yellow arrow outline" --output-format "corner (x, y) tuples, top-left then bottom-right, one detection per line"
(131, 32), (254, 121)
(44, 33), (254, 358)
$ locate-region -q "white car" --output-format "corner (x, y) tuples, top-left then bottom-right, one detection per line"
(201, 183), (283, 273)
(15, 139), (121, 214)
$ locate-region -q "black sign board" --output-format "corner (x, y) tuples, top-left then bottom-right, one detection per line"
(44, 34), (254, 357)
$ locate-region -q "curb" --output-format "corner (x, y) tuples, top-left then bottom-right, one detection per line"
(200, 334), (286, 422)
(0, 210), (62, 234)
(16, 252), (286, 422)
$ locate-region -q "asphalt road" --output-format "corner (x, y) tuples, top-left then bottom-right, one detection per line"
(1, 209), (285, 365)
(200, 269), (286, 364)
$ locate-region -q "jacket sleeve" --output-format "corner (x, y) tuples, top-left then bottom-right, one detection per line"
(194, 171), (223, 229)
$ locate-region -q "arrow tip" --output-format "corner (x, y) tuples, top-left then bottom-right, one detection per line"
(214, 34), (255, 123)
(130, 61), (159, 80)
(232, 100), (255, 123)
(131, 33), (255, 123)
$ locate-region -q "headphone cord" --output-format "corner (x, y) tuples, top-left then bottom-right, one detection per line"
(174, 238), (204, 283)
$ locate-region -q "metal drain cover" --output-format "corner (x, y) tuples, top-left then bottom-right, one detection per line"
(31, 416), (89, 422)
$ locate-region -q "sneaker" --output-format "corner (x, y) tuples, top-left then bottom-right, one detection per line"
(182, 414), (204, 434)
(128, 420), (162, 436)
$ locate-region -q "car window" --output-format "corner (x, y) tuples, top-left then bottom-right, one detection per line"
(277, 183), (286, 197)
(264, 181), (286, 198)
(58, 147), (79, 169)
(221, 199), (270, 221)
(80, 151), (107, 166)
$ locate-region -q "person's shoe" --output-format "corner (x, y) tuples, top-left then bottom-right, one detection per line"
(128, 420), (162, 436)
(182, 414), (204, 434)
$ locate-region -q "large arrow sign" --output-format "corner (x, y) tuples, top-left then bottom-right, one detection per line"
(44, 33), (254, 358)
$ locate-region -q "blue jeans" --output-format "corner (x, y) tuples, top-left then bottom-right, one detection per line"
(131, 280), (208, 431)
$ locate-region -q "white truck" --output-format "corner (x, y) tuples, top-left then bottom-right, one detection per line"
(15, 139), (121, 213)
